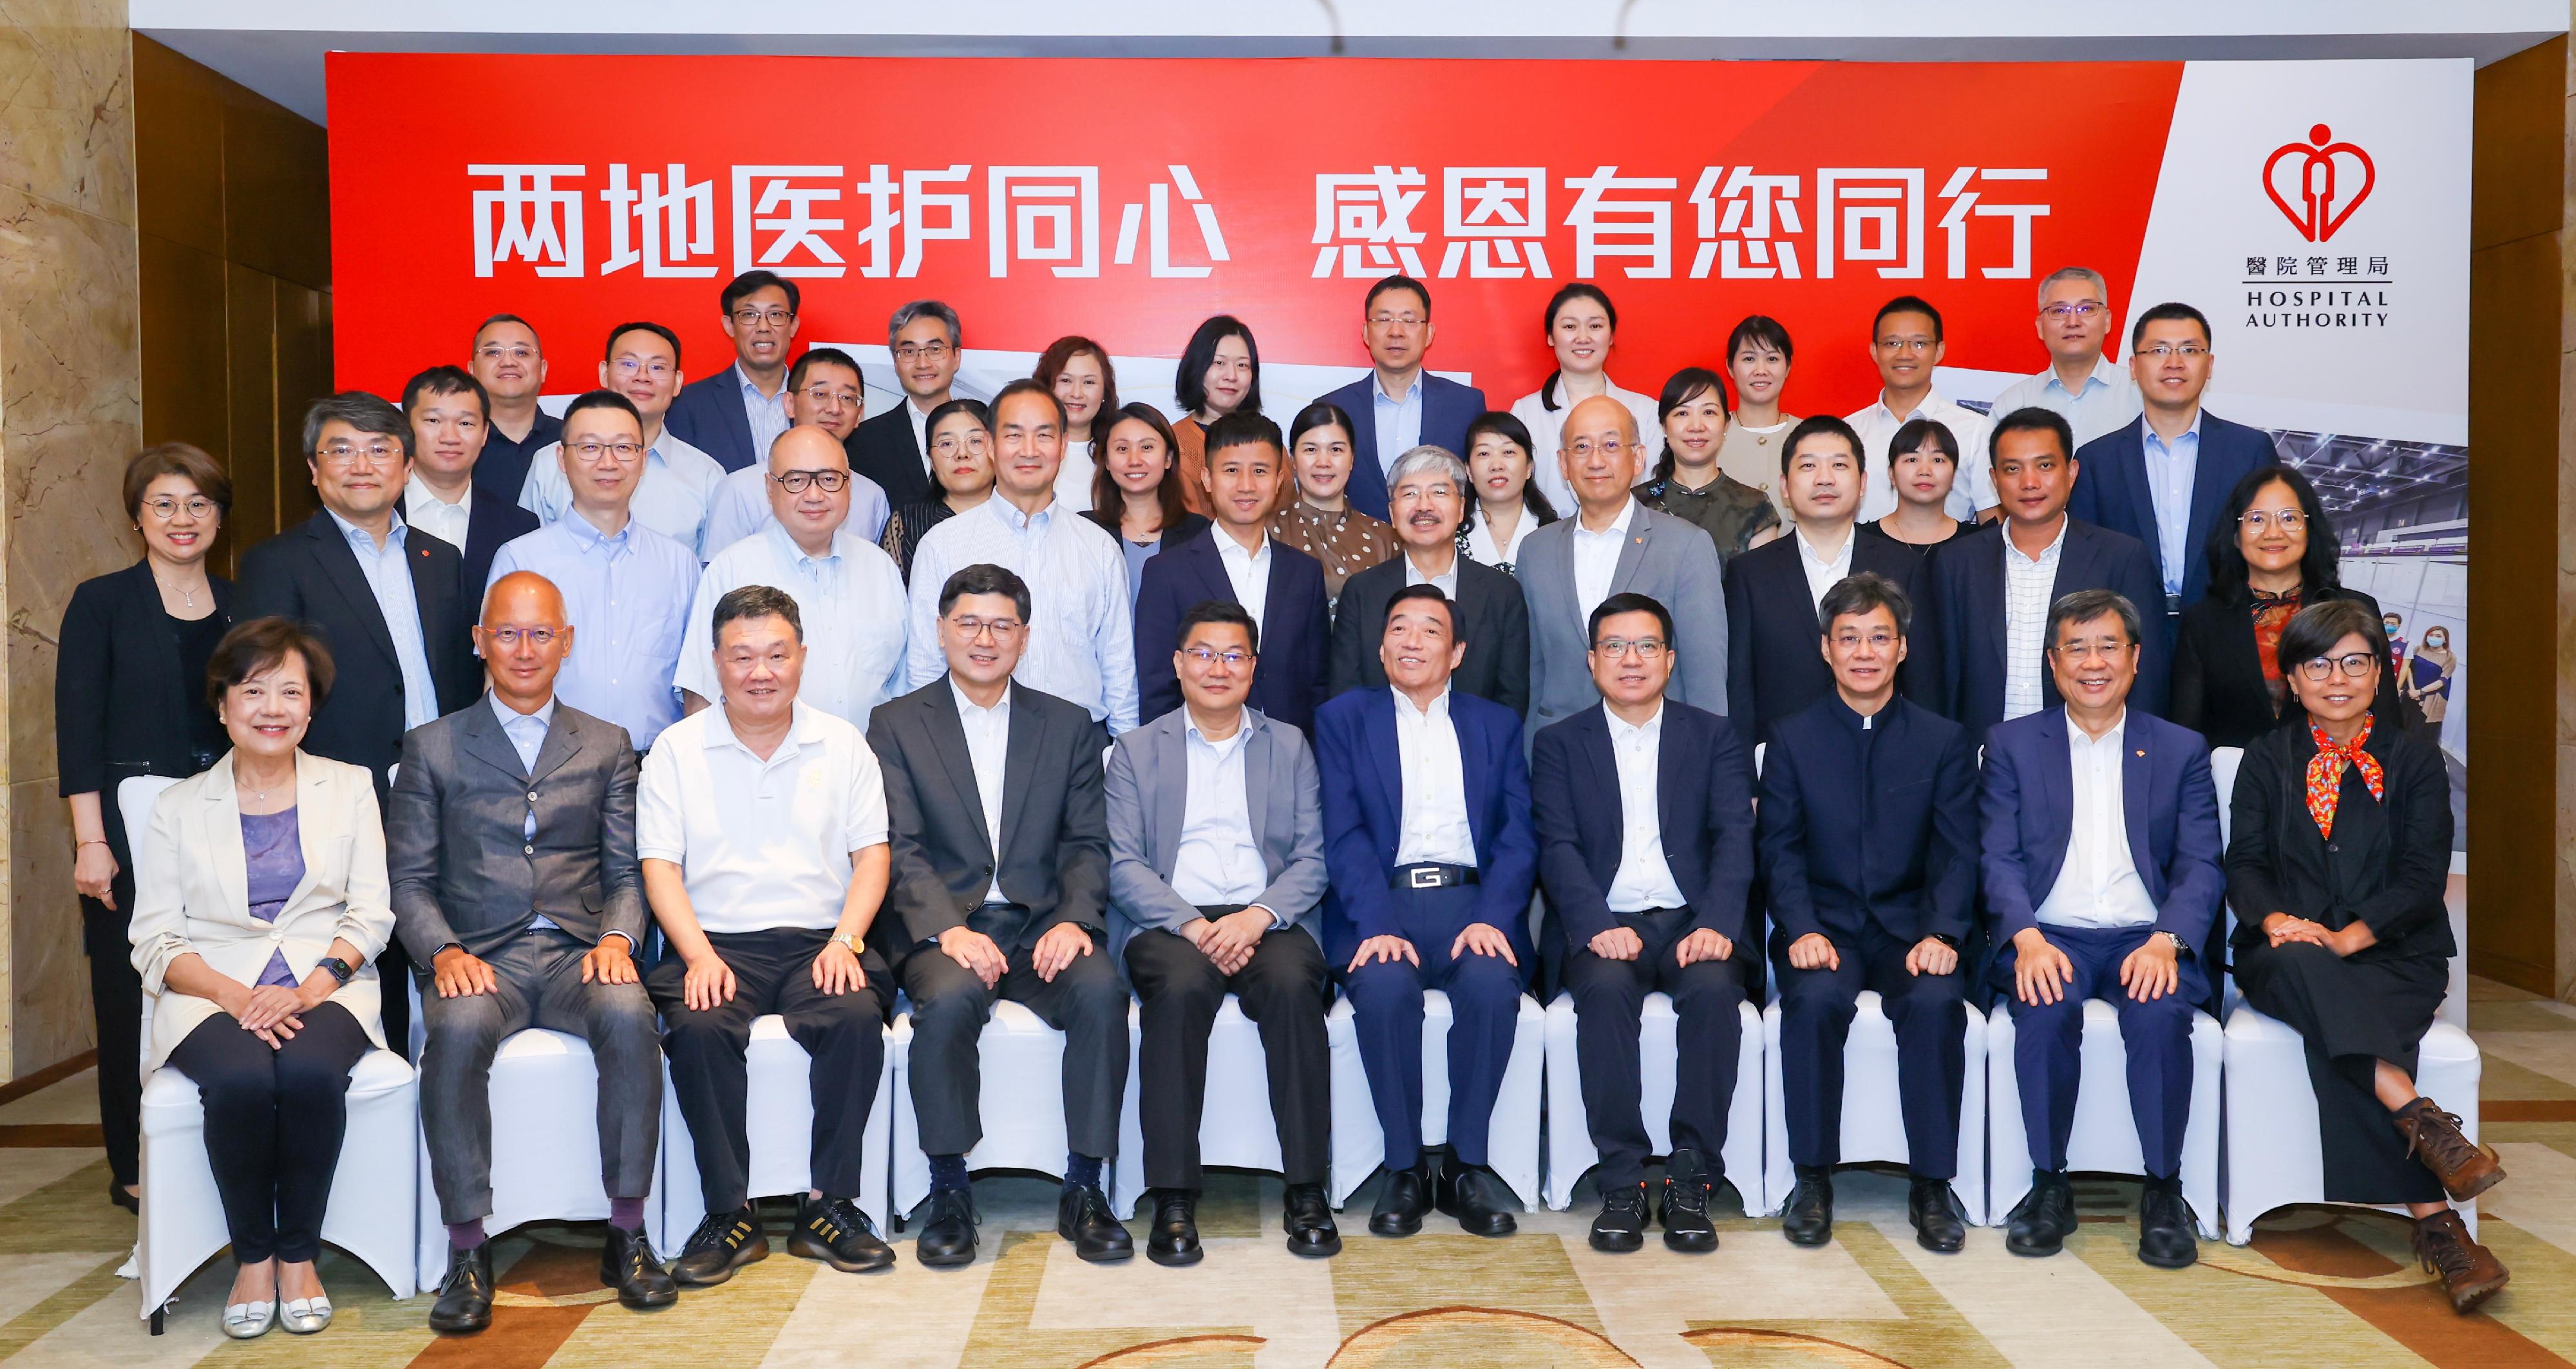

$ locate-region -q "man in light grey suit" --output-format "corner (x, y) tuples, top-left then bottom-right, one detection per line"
(1518, 394), (1729, 735)
(1108, 600), (1337, 1267)
(388, 571), (676, 1334)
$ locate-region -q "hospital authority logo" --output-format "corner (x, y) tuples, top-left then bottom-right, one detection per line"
(2242, 124), (2388, 331)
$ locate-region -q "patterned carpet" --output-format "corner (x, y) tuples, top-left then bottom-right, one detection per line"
(6, 978), (2576, 1368)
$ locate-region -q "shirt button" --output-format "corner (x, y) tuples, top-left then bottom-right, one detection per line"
(270, 929), (283, 941)
(527, 792), (539, 802)
(524, 844), (536, 855)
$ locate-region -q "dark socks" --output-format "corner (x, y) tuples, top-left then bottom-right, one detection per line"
(1064, 1153), (1104, 1191)
(929, 1153), (971, 1193)
(609, 1196), (646, 1232)
(448, 1218), (486, 1251)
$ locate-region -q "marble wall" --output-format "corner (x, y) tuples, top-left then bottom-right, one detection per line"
(0, 0), (142, 1077)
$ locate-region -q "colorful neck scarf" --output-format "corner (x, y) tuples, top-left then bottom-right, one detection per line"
(2306, 715), (2383, 841)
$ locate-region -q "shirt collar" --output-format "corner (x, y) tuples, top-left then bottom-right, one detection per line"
(327, 505), (406, 551)
(2044, 357), (2125, 398)
(1186, 714), (1251, 756)
(2005, 515), (2071, 567)
(489, 690), (556, 733)
(404, 477), (467, 514)
(2066, 706), (2128, 750)
(707, 699), (819, 756)
(1794, 524), (1853, 569)
(1391, 684), (1453, 724)
(735, 362), (777, 400)
(950, 678), (1012, 724)
(1372, 370), (1423, 405)
(2142, 411), (2206, 453)
(1575, 497), (1638, 540)
(763, 518), (849, 569)
(987, 495), (1055, 534)
(1215, 529), (1269, 566)
(559, 509), (632, 554)
(1602, 700), (1665, 743)
(1826, 691), (1891, 733)
(1873, 388), (1951, 424)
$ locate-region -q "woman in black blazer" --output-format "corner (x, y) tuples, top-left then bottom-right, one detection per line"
(56, 445), (235, 1210)
(2170, 466), (2400, 748)
(2226, 599), (2503, 1313)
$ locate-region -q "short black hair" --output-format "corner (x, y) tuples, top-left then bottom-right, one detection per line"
(788, 346), (862, 392)
(990, 377), (1067, 431)
(1178, 599), (1259, 656)
(1588, 591), (1674, 649)
(926, 397), (991, 437)
(938, 562), (1033, 621)
(1819, 572), (1913, 637)
(1888, 417), (1958, 466)
(605, 320), (683, 368)
(1205, 410), (1285, 456)
(401, 365), (489, 420)
(1726, 314), (1794, 365)
(473, 313), (538, 350)
(207, 616), (336, 711)
(1364, 274), (1432, 319)
(1175, 316), (1262, 417)
(1381, 582), (1459, 641)
(2045, 589), (2142, 654)
(2130, 301), (2211, 350)
(1651, 368), (1731, 485)
(1989, 406), (2074, 462)
(2276, 599), (2388, 692)
(1783, 413), (1864, 475)
(1288, 401), (1356, 449)
(560, 388), (643, 433)
(721, 270), (800, 317)
(712, 584), (803, 644)
(302, 391), (412, 461)
(1873, 295), (1942, 342)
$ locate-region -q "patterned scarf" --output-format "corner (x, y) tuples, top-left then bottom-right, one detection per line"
(2305, 715), (2383, 840)
(2249, 588), (2303, 711)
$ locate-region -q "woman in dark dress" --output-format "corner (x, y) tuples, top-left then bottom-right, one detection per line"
(55, 444), (236, 1211)
(881, 398), (996, 581)
(2227, 598), (2506, 1313)
(2170, 466), (2400, 748)
(1084, 402), (1210, 603)
(1859, 417), (1972, 558)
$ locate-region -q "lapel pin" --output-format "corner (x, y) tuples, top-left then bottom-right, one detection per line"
(2136, 749), (2146, 757)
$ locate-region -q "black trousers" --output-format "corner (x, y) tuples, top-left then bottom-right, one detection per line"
(900, 927), (1129, 1161)
(166, 1000), (369, 1264)
(1124, 919), (1331, 1189)
(1772, 923), (1967, 1178)
(647, 927), (889, 1215)
(2237, 939), (2448, 1205)
(81, 902), (143, 1188)
(1560, 908), (1748, 1189)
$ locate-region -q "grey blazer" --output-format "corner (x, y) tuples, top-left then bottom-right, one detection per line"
(1103, 706), (1327, 961)
(1518, 504), (1731, 735)
(386, 699), (645, 964)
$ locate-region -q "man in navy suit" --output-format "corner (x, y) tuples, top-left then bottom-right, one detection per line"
(848, 301), (963, 507)
(1313, 583), (1535, 1238)
(1314, 276), (1487, 521)
(2068, 302), (2277, 624)
(1532, 592), (1754, 1254)
(1981, 587), (2222, 1270)
(1133, 413), (1330, 731)
(1759, 573), (1979, 1253)
(399, 366), (537, 625)
(665, 270), (802, 473)
(1927, 407), (2166, 738)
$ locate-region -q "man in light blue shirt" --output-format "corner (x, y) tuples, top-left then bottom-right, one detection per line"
(1987, 267), (2141, 451)
(2139, 418), (2201, 601)
(520, 322), (726, 556)
(334, 505), (445, 732)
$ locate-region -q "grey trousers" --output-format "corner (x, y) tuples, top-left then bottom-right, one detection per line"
(418, 926), (663, 1223)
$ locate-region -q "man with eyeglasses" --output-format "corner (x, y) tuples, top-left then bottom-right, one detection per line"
(1980, 587), (2221, 1270)
(1845, 296), (1996, 524)
(1106, 600), (1338, 1264)
(1989, 267), (2143, 451)
(518, 322), (726, 557)
(468, 314), (560, 504)
(1531, 591), (1755, 1254)
(402, 365), (538, 616)
(1759, 572), (1980, 1254)
(486, 390), (701, 751)
(1316, 275), (1489, 520)
(677, 426), (907, 727)
(851, 300), (965, 507)
(2069, 301), (2280, 621)
(700, 348), (892, 554)
(1328, 444), (1532, 715)
(1519, 394), (1728, 741)
(667, 270), (804, 473)
(390, 571), (674, 1333)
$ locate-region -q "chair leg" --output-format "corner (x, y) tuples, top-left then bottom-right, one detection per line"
(149, 1306), (164, 1336)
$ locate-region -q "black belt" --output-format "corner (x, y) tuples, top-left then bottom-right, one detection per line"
(1194, 903), (1249, 920)
(1390, 862), (1479, 890)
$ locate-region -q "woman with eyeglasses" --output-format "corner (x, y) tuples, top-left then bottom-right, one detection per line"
(2226, 598), (2506, 1314)
(1170, 316), (1262, 516)
(56, 444), (238, 1215)
(2170, 466), (2400, 748)
(882, 399), (998, 581)
(1084, 402), (1211, 602)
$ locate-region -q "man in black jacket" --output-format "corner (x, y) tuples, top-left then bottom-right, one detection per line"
(1327, 445), (1531, 715)
(848, 299), (962, 507)
(399, 366), (537, 626)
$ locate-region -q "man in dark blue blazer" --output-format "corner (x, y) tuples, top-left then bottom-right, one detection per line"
(1313, 275), (1488, 521)
(398, 366), (538, 628)
(1759, 573), (1979, 1254)
(2067, 302), (2277, 621)
(1134, 414), (1331, 731)
(1980, 587), (2222, 1270)
(1314, 583), (1535, 1239)
(663, 271), (802, 473)
(1532, 592), (1753, 1254)
(1927, 406), (2167, 738)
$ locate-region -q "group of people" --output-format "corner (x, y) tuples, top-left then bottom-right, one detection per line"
(56, 261), (2504, 1339)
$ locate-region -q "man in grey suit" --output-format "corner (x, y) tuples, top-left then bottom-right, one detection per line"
(389, 571), (676, 1334)
(1519, 394), (1729, 735)
(1108, 600), (1337, 1267)
(868, 562), (1132, 1269)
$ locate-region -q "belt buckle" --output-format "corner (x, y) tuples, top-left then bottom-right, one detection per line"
(1408, 865), (1443, 889)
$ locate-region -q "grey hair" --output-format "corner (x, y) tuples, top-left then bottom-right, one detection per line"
(1387, 444), (1470, 495)
(2036, 265), (2108, 308)
(301, 391), (412, 462)
(887, 299), (961, 350)
(2044, 588), (2143, 654)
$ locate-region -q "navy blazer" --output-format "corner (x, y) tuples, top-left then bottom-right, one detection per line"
(1315, 372), (1489, 522)
(1312, 686), (1537, 969)
(1722, 528), (1934, 743)
(1131, 529), (1331, 732)
(457, 487), (540, 617)
(1978, 706), (2225, 995)
(2068, 412), (2277, 612)
(1925, 518), (2169, 739)
(664, 364), (763, 473)
(1757, 695), (1979, 947)
(1327, 554), (1531, 717)
(1531, 701), (1755, 954)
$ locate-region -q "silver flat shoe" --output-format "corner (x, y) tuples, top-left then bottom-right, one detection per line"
(221, 1296), (276, 1339)
(278, 1294), (332, 1334)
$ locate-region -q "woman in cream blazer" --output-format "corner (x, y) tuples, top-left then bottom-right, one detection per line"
(128, 618), (392, 1339)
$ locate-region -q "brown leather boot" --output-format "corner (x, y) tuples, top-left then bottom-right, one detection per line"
(2412, 1210), (2508, 1313)
(2395, 1099), (2505, 1202)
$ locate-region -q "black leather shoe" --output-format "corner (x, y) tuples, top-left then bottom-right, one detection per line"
(1282, 1182), (1341, 1257)
(1589, 1182), (1649, 1253)
(791, 1193), (895, 1272)
(428, 1243), (495, 1334)
(914, 1189), (980, 1269)
(1436, 1162), (1519, 1237)
(2136, 1178), (2199, 1269)
(1658, 1150), (1719, 1253)
(1147, 1189), (1202, 1267)
(1908, 1175), (1967, 1253)
(1369, 1153), (1434, 1237)
(1781, 1166), (1834, 1247)
(601, 1224), (679, 1308)
(672, 1204), (770, 1286)
(2004, 1170), (2076, 1258)
(1057, 1184), (1135, 1263)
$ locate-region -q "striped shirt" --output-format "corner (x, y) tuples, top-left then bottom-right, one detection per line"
(2002, 516), (2070, 722)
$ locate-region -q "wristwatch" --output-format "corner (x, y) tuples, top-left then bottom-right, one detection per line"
(831, 933), (864, 954)
(1926, 932), (1961, 949)
(317, 956), (356, 985)
(2161, 932), (2190, 955)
